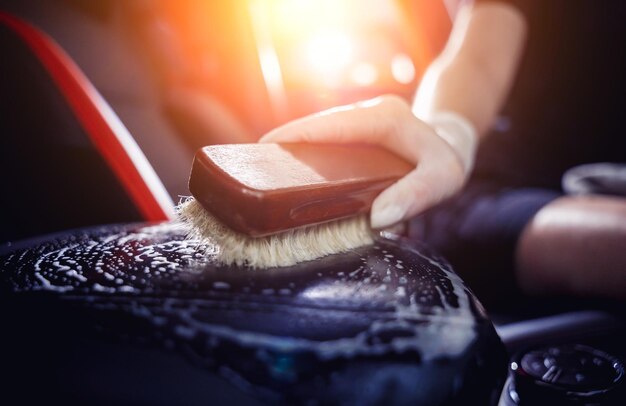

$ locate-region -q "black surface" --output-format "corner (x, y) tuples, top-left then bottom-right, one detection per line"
(500, 344), (625, 405)
(0, 222), (507, 405)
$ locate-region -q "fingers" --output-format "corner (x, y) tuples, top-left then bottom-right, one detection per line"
(259, 94), (469, 228)
(368, 110), (467, 229)
(259, 105), (359, 144)
(371, 153), (465, 229)
(260, 95), (432, 165)
(259, 95), (401, 146)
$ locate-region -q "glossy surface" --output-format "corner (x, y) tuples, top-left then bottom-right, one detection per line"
(1, 223), (506, 404)
(189, 143), (413, 236)
(502, 344), (626, 405)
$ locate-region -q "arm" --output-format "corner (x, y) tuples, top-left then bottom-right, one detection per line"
(414, 1), (526, 135)
(261, 2), (526, 229)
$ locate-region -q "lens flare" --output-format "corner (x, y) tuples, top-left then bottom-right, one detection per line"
(305, 30), (353, 76)
(391, 53), (416, 84)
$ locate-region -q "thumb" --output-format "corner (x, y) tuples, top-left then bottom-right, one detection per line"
(370, 161), (464, 229)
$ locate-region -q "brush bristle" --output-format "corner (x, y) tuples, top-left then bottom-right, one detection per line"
(176, 198), (374, 268)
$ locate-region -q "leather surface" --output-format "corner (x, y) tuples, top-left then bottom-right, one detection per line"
(0, 222), (506, 404)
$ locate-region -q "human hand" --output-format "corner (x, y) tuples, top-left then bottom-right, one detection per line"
(259, 95), (477, 229)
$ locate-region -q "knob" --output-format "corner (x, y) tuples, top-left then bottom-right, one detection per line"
(508, 344), (624, 404)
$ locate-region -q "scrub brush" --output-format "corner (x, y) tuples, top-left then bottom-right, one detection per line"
(177, 143), (412, 268)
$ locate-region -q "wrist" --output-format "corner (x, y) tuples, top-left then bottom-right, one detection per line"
(425, 111), (478, 175)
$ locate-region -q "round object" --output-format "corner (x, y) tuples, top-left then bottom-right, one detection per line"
(506, 344), (624, 404)
(0, 223), (506, 404)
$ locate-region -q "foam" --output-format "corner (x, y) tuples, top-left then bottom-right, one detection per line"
(3, 221), (479, 366)
(177, 198), (374, 268)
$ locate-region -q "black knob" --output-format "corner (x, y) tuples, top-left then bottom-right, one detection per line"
(508, 344), (624, 404)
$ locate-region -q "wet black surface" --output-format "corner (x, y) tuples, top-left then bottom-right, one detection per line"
(0, 222), (507, 405)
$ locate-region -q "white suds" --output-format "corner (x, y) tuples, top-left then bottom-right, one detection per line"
(177, 198), (374, 269)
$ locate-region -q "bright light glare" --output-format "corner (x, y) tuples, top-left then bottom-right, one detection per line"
(301, 282), (363, 300)
(249, 0), (414, 93)
(305, 30), (353, 76)
(391, 53), (416, 84)
(258, 48), (284, 96)
(350, 62), (378, 86)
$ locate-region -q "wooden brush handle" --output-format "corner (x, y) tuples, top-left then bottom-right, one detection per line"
(189, 143), (413, 237)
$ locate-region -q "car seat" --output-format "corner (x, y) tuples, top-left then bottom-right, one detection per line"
(0, 11), (175, 242)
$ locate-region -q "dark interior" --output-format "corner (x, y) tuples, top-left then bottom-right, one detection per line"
(0, 1), (624, 404)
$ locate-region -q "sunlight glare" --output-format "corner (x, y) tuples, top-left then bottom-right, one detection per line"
(305, 30), (353, 76)
(391, 53), (416, 84)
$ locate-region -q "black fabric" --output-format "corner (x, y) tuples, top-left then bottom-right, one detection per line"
(473, 0), (626, 189)
(0, 23), (142, 243)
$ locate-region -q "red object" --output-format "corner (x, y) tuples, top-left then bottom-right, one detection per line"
(0, 12), (172, 221)
(189, 143), (413, 236)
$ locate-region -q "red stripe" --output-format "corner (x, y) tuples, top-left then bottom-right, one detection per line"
(0, 12), (169, 221)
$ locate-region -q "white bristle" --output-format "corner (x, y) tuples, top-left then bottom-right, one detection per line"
(176, 198), (374, 268)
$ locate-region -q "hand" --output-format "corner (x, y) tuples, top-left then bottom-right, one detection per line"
(260, 95), (477, 229)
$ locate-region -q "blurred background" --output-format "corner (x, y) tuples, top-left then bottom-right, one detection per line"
(1, 0), (454, 148)
(0, 0), (455, 238)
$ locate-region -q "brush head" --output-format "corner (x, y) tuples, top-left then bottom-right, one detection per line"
(178, 198), (374, 268)
(188, 143), (413, 237)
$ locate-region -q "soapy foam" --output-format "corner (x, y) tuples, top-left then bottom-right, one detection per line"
(18, 224), (201, 295)
(177, 198), (374, 268)
(3, 222), (478, 372)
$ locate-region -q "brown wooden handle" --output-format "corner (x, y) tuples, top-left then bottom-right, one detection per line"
(189, 143), (413, 236)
